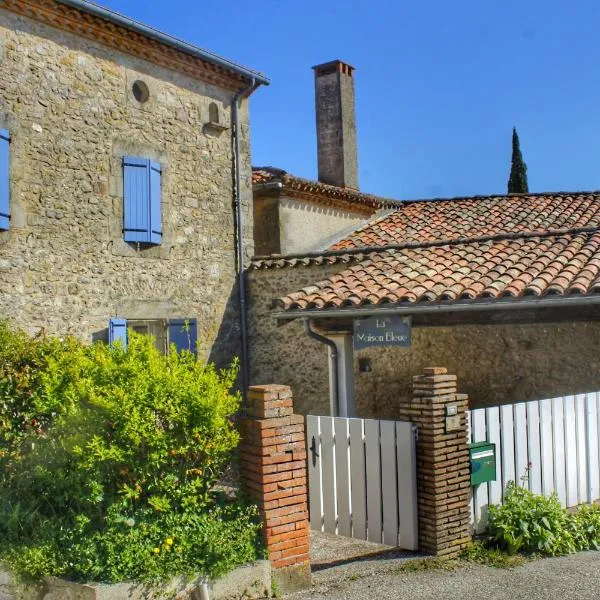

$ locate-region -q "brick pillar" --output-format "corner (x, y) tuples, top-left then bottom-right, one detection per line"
(240, 385), (311, 593)
(397, 367), (471, 557)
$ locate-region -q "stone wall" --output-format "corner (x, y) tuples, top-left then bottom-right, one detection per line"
(0, 562), (271, 600)
(248, 263), (343, 414)
(0, 8), (254, 367)
(248, 263), (600, 415)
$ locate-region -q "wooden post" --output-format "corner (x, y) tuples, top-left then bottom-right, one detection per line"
(240, 384), (311, 593)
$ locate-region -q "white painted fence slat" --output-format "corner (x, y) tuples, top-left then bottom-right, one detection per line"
(380, 420), (399, 546)
(471, 409), (488, 531)
(470, 392), (600, 528)
(334, 418), (352, 537)
(564, 396), (579, 507)
(552, 397), (567, 506)
(364, 419), (383, 543)
(308, 416), (417, 549)
(588, 394), (600, 503)
(526, 400), (542, 495)
(486, 406), (503, 506)
(306, 415), (322, 531)
(575, 394), (588, 505)
(539, 399), (554, 497)
(500, 404), (515, 492)
(320, 417), (337, 534)
(514, 403), (528, 488)
(349, 418), (367, 540)
(397, 421), (418, 550)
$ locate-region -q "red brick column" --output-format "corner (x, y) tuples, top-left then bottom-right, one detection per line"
(397, 367), (471, 557)
(240, 384), (311, 592)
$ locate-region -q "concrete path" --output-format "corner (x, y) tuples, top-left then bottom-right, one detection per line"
(287, 541), (600, 600)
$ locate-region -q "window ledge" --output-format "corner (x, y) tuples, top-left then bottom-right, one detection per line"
(203, 121), (229, 135)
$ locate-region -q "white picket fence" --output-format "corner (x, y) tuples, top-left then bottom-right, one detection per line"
(306, 416), (419, 550)
(469, 392), (600, 530)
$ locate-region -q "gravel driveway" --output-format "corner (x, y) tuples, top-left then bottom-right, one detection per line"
(286, 534), (600, 600)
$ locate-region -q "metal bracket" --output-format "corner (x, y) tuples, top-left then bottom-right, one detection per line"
(310, 435), (319, 468)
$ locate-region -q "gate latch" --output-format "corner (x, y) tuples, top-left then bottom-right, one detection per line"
(310, 436), (319, 468)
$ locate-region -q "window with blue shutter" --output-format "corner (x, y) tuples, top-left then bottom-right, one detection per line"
(123, 157), (162, 245)
(109, 318), (128, 350)
(0, 129), (10, 231)
(168, 319), (198, 355)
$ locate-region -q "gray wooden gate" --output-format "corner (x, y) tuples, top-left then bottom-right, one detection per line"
(306, 416), (418, 550)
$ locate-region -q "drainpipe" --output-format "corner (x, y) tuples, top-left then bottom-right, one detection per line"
(232, 78), (255, 404)
(303, 318), (339, 416)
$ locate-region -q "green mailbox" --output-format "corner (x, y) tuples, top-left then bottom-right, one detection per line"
(469, 441), (496, 486)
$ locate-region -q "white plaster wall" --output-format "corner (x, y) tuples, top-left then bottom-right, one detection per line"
(278, 195), (369, 254)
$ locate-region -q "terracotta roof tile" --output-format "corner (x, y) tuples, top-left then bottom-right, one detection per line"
(272, 232), (600, 311)
(329, 193), (600, 250)
(252, 166), (399, 210)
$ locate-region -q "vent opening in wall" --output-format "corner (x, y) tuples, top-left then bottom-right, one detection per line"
(208, 102), (219, 124)
(132, 80), (150, 103)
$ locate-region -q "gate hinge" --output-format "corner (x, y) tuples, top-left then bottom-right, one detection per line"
(412, 424), (419, 441)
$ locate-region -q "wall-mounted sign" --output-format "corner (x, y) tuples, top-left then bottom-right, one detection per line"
(353, 315), (412, 350)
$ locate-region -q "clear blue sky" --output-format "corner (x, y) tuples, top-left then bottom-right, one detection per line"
(99, 0), (600, 200)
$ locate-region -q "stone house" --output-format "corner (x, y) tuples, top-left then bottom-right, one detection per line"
(248, 61), (600, 418)
(0, 0), (268, 374)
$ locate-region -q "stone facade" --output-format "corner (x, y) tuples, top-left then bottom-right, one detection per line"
(248, 263), (600, 415)
(0, 7), (254, 367)
(248, 263), (343, 414)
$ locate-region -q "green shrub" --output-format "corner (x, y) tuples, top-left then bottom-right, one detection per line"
(570, 504), (600, 551)
(0, 323), (263, 583)
(487, 482), (576, 555)
(487, 482), (600, 557)
(0, 321), (62, 460)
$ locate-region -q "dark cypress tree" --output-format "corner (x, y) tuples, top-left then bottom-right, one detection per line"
(507, 127), (529, 194)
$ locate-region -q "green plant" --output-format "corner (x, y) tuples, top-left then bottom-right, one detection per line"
(570, 504), (600, 551)
(461, 540), (527, 568)
(0, 321), (62, 462)
(507, 127), (529, 194)
(0, 323), (264, 584)
(271, 577), (281, 597)
(488, 482), (584, 556)
(394, 557), (459, 574)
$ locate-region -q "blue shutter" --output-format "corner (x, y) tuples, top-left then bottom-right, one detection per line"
(149, 161), (162, 245)
(109, 318), (128, 350)
(0, 129), (10, 231)
(123, 157), (162, 245)
(168, 319), (197, 355)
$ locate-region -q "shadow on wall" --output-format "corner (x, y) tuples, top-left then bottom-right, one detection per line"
(207, 280), (243, 376)
(354, 321), (600, 416)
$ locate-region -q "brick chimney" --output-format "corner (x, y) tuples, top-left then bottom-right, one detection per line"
(313, 60), (359, 190)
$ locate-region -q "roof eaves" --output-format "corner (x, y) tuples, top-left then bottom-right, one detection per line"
(272, 294), (600, 320)
(56, 0), (270, 86)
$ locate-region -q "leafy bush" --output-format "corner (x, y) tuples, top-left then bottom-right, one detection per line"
(0, 323), (263, 583)
(0, 321), (62, 460)
(487, 481), (600, 556)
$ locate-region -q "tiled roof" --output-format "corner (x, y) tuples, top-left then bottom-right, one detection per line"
(274, 230), (600, 311)
(252, 166), (398, 210)
(329, 193), (600, 250)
